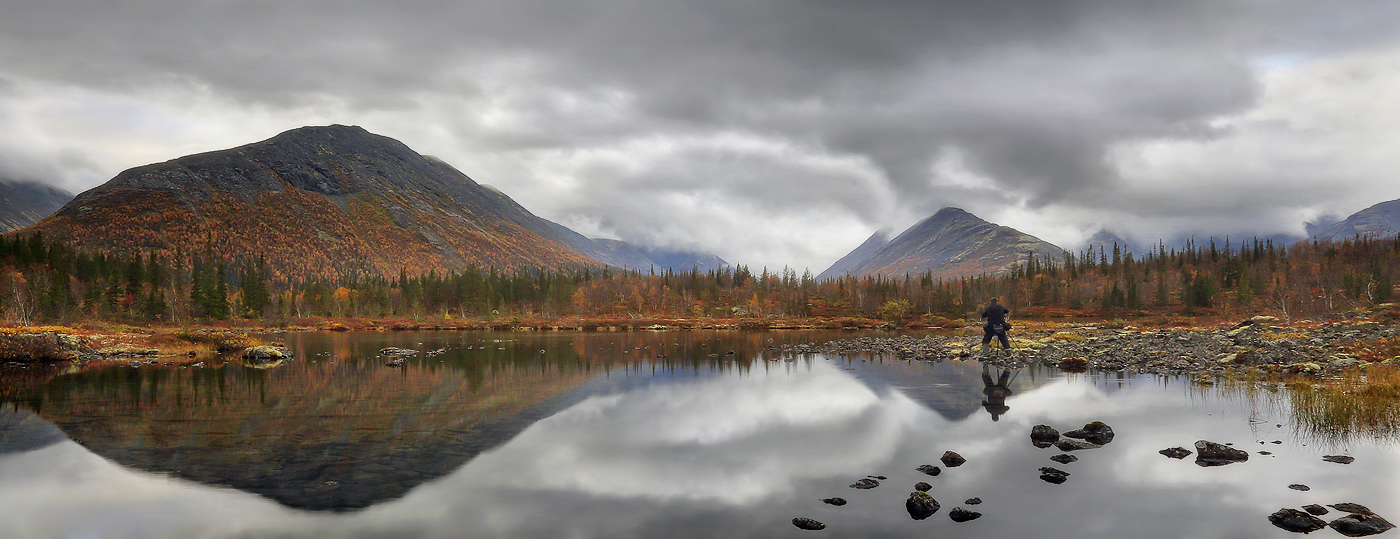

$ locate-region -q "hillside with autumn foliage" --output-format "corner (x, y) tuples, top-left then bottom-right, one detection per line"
(23, 125), (605, 283)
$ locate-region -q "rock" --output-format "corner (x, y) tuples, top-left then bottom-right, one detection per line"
(1030, 424), (1060, 445)
(821, 497), (847, 506)
(1039, 467), (1069, 484)
(1159, 447), (1192, 459)
(379, 347), (418, 356)
(871, 475), (887, 480)
(1323, 455), (1356, 464)
(940, 451), (966, 467)
(1055, 439), (1103, 452)
(1049, 454), (1078, 464)
(1328, 358), (1367, 371)
(949, 507), (982, 522)
(1062, 421), (1115, 444)
(792, 517), (826, 531)
(917, 464), (941, 476)
(1330, 504), (1375, 515)
(850, 478), (879, 489)
(1194, 440), (1249, 466)
(242, 345), (291, 360)
(1304, 504), (1329, 516)
(1330, 513), (1395, 537)
(1268, 508), (1327, 533)
(914, 482), (932, 492)
(1288, 484), (1310, 491)
(965, 497), (982, 505)
(905, 491), (940, 520)
(385, 357), (407, 368)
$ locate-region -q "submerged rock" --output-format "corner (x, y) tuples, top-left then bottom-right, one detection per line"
(792, 517), (826, 531)
(1194, 440), (1249, 466)
(1269, 508), (1327, 533)
(940, 451), (966, 467)
(1330, 513), (1395, 537)
(1288, 484), (1310, 491)
(1330, 504), (1375, 515)
(914, 482), (932, 492)
(965, 497), (982, 505)
(949, 507), (982, 523)
(917, 464), (941, 476)
(1038, 467), (1070, 484)
(1323, 455), (1356, 464)
(906, 491), (940, 520)
(821, 497), (847, 506)
(850, 478), (879, 489)
(1049, 454), (1078, 464)
(379, 347), (418, 356)
(1159, 447), (1192, 459)
(1055, 439), (1102, 452)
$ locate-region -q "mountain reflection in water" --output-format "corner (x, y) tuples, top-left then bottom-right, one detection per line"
(1, 331), (1398, 538)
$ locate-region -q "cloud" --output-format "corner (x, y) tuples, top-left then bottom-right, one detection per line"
(1, 0), (1399, 269)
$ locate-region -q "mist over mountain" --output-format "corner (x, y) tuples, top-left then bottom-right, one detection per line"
(822, 207), (1064, 281)
(0, 178), (72, 232)
(24, 125), (608, 279)
(1311, 198), (1400, 242)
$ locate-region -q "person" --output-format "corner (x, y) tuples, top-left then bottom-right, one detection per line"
(980, 297), (1011, 354)
(981, 363), (1013, 421)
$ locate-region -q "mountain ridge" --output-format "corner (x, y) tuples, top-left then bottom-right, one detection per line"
(822, 207), (1064, 280)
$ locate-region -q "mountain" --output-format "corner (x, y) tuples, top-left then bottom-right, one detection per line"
(0, 178), (72, 232)
(1082, 229), (1139, 256)
(582, 238), (657, 269)
(824, 207), (1064, 280)
(634, 245), (728, 273)
(1313, 198), (1400, 242)
(24, 125), (607, 280)
(817, 229), (892, 280)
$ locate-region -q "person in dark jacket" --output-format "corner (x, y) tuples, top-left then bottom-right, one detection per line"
(980, 297), (1011, 354)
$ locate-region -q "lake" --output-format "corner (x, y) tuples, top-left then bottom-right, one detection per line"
(1, 330), (1396, 538)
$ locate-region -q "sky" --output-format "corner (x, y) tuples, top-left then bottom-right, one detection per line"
(2, 1), (1400, 272)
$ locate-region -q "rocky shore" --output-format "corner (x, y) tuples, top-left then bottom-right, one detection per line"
(784, 314), (1399, 377)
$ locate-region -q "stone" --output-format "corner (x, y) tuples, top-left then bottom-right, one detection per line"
(914, 482), (932, 492)
(1030, 424), (1060, 444)
(850, 478), (879, 489)
(1323, 455), (1356, 464)
(1288, 484), (1310, 491)
(917, 464), (941, 476)
(1159, 447), (1192, 459)
(949, 507), (982, 523)
(1194, 440), (1249, 466)
(940, 451), (966, 467)
(792, 517), (826, 531)
(242, 345), (291, 361)
(379, 347), (418, 356)
(1330, 513), (1395, 537)
(1038, 467), (1069, 484)
(906, 491), (940, 520)
(1303, 504), (1329, 516)
(1055, 439), (1103, 452)
(1049, 454), (1078, 464)
(1063, 421), (1115, 445)
(1329, 504), (1375, 515)
(964, 497), (982, 505)
(821, 497), (846, 506)
(1268, 508), (1327, 533)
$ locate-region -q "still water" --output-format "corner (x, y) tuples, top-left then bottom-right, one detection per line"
(1, 330), (1397, 538)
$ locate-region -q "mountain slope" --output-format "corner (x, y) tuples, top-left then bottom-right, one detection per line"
(1314, 198), (1400, 242)
(0, 179), (72, 232)
(833, 207), (1064, 280)
(25, 125), (605, 280)
(818, 229), (892, 280)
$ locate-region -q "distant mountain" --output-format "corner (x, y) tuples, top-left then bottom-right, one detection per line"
(817, 229), (892, 280)
(24, 125), (606, 279)
(1081, 229), (1139, 256)
(823, 207), (1064, 280)
(635, 245), (728, 273)
(0, 178), (71, 232)
(1313, 198), (1400, 242)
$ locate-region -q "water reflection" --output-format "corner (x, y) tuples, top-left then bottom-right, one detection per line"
(0, 331), (1398, 538)
(981, 363), (1015, 421)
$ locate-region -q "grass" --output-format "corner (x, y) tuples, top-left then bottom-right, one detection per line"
(1288, 366), (1400, 444)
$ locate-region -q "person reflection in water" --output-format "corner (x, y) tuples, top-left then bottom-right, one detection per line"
(981, 363), (1013, 421)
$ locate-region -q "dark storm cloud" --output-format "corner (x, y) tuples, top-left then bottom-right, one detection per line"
(2, 0), (1397, 268)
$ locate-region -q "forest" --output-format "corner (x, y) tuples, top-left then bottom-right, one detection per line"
(0, 231), (1395, 327)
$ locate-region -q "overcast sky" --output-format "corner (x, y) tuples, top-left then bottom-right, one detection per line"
(2, 1), (1399, 272)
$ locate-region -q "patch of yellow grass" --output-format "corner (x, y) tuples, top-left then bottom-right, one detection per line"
(1047, 331), (1088, 342)
(1261, 331), (1308, 341)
